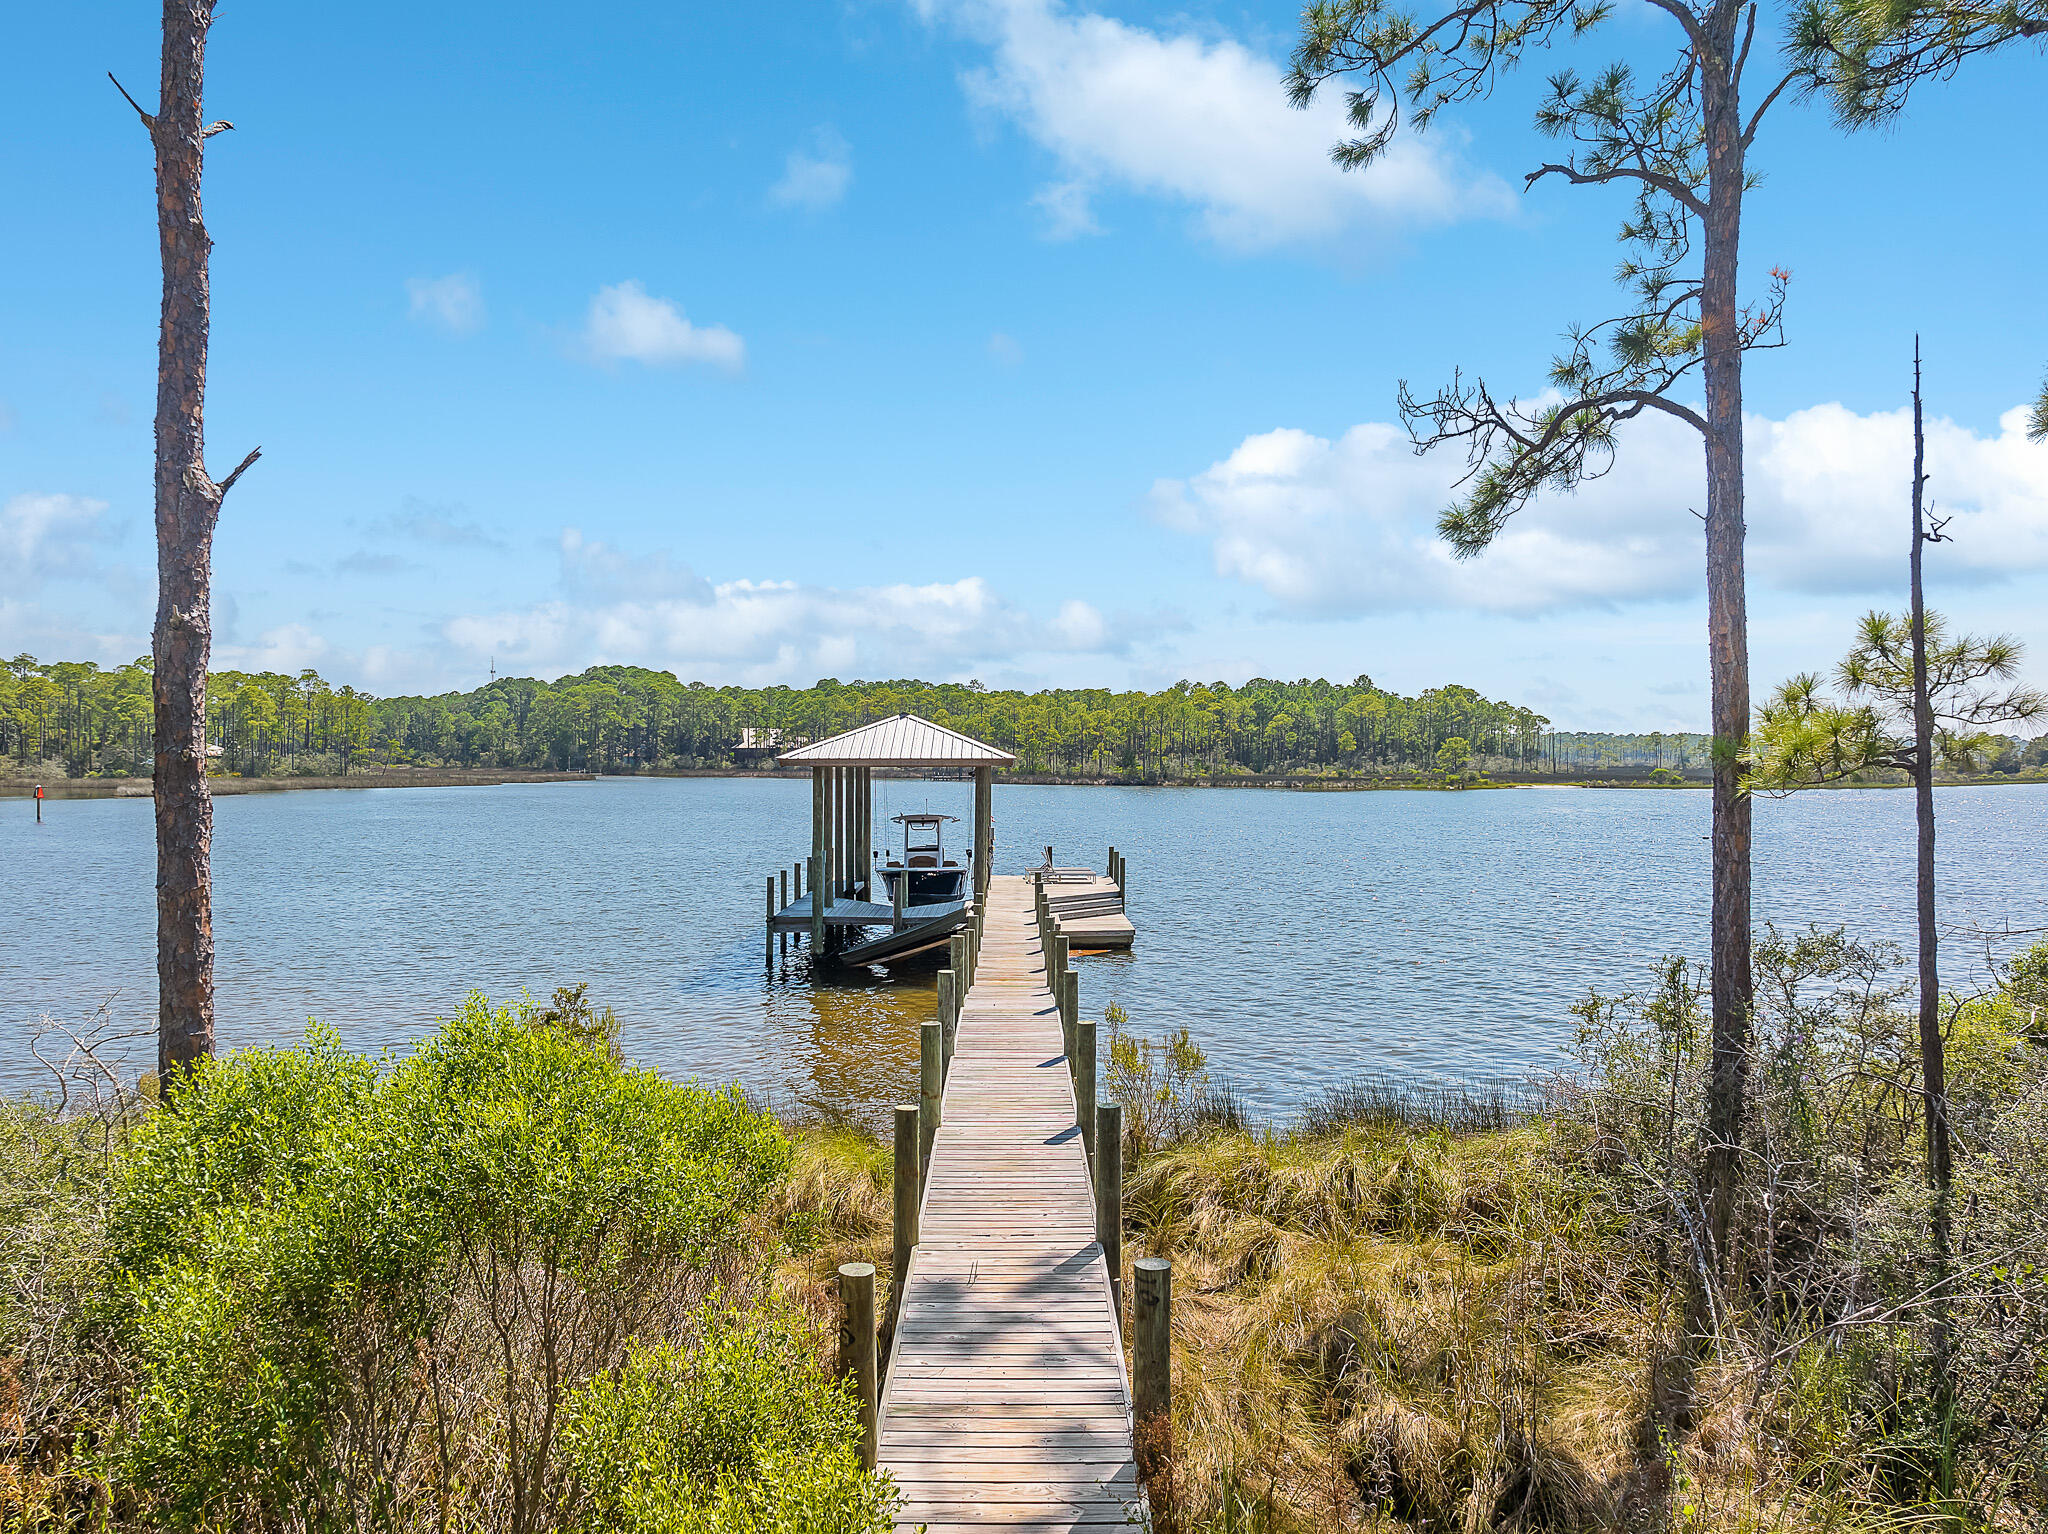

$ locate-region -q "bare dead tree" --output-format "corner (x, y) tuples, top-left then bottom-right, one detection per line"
(111, 1), (258, 1086)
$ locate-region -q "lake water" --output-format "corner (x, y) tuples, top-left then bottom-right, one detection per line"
(5, 778), (2045, 1123)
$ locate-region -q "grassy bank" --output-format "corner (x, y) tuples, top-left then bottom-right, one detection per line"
(770, 941), (2048, 1534)
(9, 939), (2047, 1532)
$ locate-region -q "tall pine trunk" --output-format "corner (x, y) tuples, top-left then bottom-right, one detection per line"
(1907, 345), (1954, 1409)
(143, 0), (253, 1083)
(1698, 0), (1755, 1289)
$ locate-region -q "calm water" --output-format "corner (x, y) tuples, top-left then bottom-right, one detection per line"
(5, 778), (2045, 1121)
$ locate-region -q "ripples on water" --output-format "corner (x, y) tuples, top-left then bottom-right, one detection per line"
(5, 778), (2044, 1122)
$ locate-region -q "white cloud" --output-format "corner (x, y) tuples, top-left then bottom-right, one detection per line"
(581, 281), (745, 371)
(2, 492), (120, 586)
(436, 534), (1155, 683)
(769, 126), (853, 210)
(405, 273), (484, 334)
(363, 498), (506, 550)
(916, 0), (1507, 248)
(557, 528), (714, 604)
(215, 623), (335, 676)
(1154, 402), (2048, 616)
(1031, 180), (1099, 240)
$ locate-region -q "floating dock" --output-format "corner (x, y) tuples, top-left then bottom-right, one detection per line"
(1039, 848), (1133, 951)
(877, 875), (1143, 1529)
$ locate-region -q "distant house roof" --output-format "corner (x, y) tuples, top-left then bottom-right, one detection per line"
(778, 713), (1017, 768)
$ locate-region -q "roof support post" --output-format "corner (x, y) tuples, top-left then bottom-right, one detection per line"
(828, 766), (841, 896)
(838, 767), (850, 895)
(839, 766), (852, 895)
(811, 767), (827, 952)
(972, 765), (993, 899)
(857, 767), (871, 899)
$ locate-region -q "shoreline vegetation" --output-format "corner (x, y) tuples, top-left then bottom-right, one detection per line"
(8, 936), (2048, 1532)
(10, 656), (2044, 799)
(13, 761), (2048, 801)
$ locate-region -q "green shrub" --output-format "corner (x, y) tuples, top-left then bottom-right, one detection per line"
(98, 994), (793, 1533)
(558, 1309), (896, 1534)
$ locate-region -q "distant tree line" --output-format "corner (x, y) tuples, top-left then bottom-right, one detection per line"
(12, 654), (2043, 783)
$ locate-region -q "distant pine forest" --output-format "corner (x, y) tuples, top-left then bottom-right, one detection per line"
(12, 651), (2011, 782)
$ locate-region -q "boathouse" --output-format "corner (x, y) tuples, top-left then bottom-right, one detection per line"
(770, 714), (1016, 958)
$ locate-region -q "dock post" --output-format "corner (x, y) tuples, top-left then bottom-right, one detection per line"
(936, 970), (957, 1073)
(972, 765), (993, 899)
(837, 1263), (878, 1471)
(1075, 1015), (1097, 1167)
(1050, 932), (1069, 986)
(1134, 1258), (1172, 1475)
(919, 1020), (942, 1181)
(891, 1105), (918, 1335)
(1060, 970), (1079, 1059)
(810, 768), (827, 953)
(782, 868), (791, 955)
(857, 767), (871, 898)
(765, 875), (775, 968)
(1097, 1101), (1123, 1324)
(892, 871), (905, 930)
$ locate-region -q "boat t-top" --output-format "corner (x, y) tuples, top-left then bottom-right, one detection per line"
(876, 812), (970, 906)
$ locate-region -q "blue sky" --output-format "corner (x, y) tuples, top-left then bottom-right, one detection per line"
(4, 0), (2045, 729)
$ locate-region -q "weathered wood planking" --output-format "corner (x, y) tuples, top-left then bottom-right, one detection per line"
(1043, 872), (1135, 951)
(878, 875), (1143, 1531)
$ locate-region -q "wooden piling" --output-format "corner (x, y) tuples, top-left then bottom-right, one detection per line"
(1050, 932), (1069, 984)
(891, 1106), (918, 1334)
(809, 769), (827, 952)
(837, 1262), (878, 1470)
(1133, 1258), (1172, 1474)
(1060, 969), (1079, 1058)
(919, 1020), (942, 1179)
(972, 765), (993, 898)
(1097, 1101), (1123, 1323)
(765, 875), (775, 967)
(857, 767), (871, 897)
(892, 870), (905, 930)
(936, 970), (956, 1073)
(1075, 1016), (1097, 1166)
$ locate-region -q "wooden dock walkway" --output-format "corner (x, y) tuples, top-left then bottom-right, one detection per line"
(878, 875), (1142, 1530)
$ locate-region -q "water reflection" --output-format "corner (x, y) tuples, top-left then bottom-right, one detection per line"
(763, 955), (931, 1124)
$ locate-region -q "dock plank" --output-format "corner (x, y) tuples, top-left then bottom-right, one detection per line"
(877, 875), (1144, 1532)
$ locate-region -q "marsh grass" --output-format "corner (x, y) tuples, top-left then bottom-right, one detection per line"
(1100, 940), (2048, 1534)
(769, 1119), (896, 1334)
